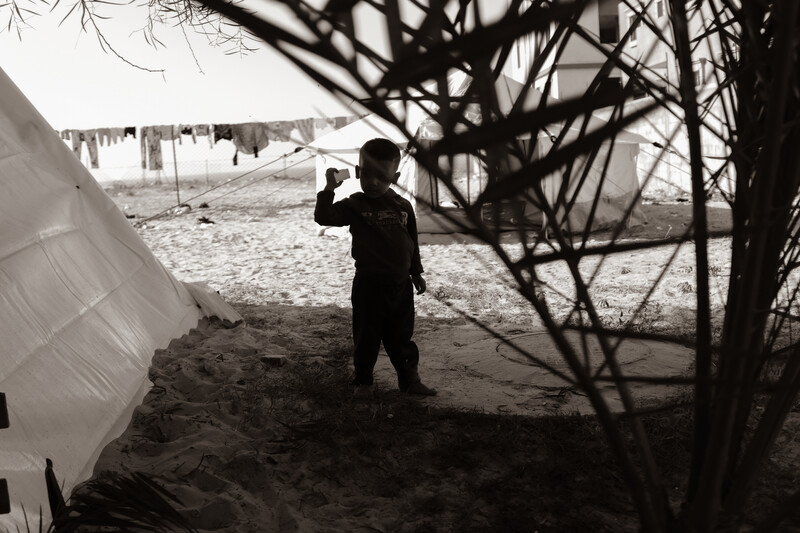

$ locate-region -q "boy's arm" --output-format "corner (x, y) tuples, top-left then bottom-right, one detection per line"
(314, 168), (354, 227)
(408, 209), (426, 294)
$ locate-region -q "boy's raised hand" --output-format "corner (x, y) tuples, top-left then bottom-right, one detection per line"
(324, 167), (345, 191)
(411, 274), (426, 295)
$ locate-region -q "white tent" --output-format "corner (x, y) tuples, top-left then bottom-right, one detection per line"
(0, 66), (240, 529)
(308, 101), (427, 201)
(535, 130), (647, 233)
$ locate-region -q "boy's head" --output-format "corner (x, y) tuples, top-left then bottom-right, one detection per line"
(356, 138), (401, 198)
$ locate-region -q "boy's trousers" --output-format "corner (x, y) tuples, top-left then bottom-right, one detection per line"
(351, 272), (420, 388)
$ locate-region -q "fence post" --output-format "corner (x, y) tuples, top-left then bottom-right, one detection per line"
(171, 125), (181, 206)
(1, 392), (10, 515)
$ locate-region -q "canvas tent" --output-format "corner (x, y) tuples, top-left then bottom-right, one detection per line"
(533, 125), (647, 233)
(0, 66), (240, 529)
(311, 71), (648, 234)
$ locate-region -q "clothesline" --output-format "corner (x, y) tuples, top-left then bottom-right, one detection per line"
(58, 115), (363, 170)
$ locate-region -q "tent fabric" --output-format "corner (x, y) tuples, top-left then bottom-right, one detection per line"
(539, 139), (646, 232)
(0, 66), (240, 529)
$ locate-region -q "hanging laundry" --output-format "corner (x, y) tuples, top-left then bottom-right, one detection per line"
(71, 131), (82, 160)
(96, 128), (110, 147)
(180, 125), (196, 144)
(213, 124), (234, 143)
(140, 127), (147, 169)
(140, 126), (164, 170)
(293, 118), (315, 144)
(335, 116), (350, 129)
(313, 118), (335, 139)
(124, 126), (136, 139)
(267, 121), (293, 142)
(107, 127), (124, 145)
(67, 129), (99, 167)
(84, 130), (99, 168)
(231, 122), (270, 158)
(154, 125), (180, 141)
(61, 130), (71, 141)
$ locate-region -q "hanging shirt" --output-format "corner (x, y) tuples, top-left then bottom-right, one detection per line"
(213, 124), (234, 143)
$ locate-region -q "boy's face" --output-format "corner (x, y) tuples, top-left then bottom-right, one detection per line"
(356, 154), (400, 199)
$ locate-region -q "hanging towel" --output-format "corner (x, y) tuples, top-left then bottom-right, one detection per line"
(155, 125), (180, 141)
(293, 118), (315, 144)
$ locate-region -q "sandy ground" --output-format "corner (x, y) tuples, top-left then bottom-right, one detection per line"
(83, 163), (740, 531)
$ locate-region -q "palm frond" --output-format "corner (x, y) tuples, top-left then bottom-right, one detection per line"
(52, 471), (197, 532)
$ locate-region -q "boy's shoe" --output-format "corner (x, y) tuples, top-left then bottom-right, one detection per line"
(353, 384), (373, 400)
(402, 381), (437, 396)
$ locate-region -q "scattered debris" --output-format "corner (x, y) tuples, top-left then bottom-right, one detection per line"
(198, 216), (215, 224)
(677, 281), (694, 294)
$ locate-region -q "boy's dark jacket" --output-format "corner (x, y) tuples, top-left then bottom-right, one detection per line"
(315, 189), (424, 281)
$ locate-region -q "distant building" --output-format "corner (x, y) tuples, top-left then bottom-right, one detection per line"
(502, 0), (734, 199)
(616, 0), (733, 198)
(504, 0), (624, 100)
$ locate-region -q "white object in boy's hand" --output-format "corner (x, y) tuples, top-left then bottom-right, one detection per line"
(336, 168), (351, 182)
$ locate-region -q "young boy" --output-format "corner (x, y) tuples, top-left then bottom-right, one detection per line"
(314, 137), (436, 399)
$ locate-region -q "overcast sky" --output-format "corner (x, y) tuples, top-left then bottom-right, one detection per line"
(0, 2), (510, 130)
(0, 3), (361, 129)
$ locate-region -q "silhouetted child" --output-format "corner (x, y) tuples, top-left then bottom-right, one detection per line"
(314, 137), (436, 399)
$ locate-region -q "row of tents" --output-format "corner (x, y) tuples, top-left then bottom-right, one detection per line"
(310, 71), (649, 234)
